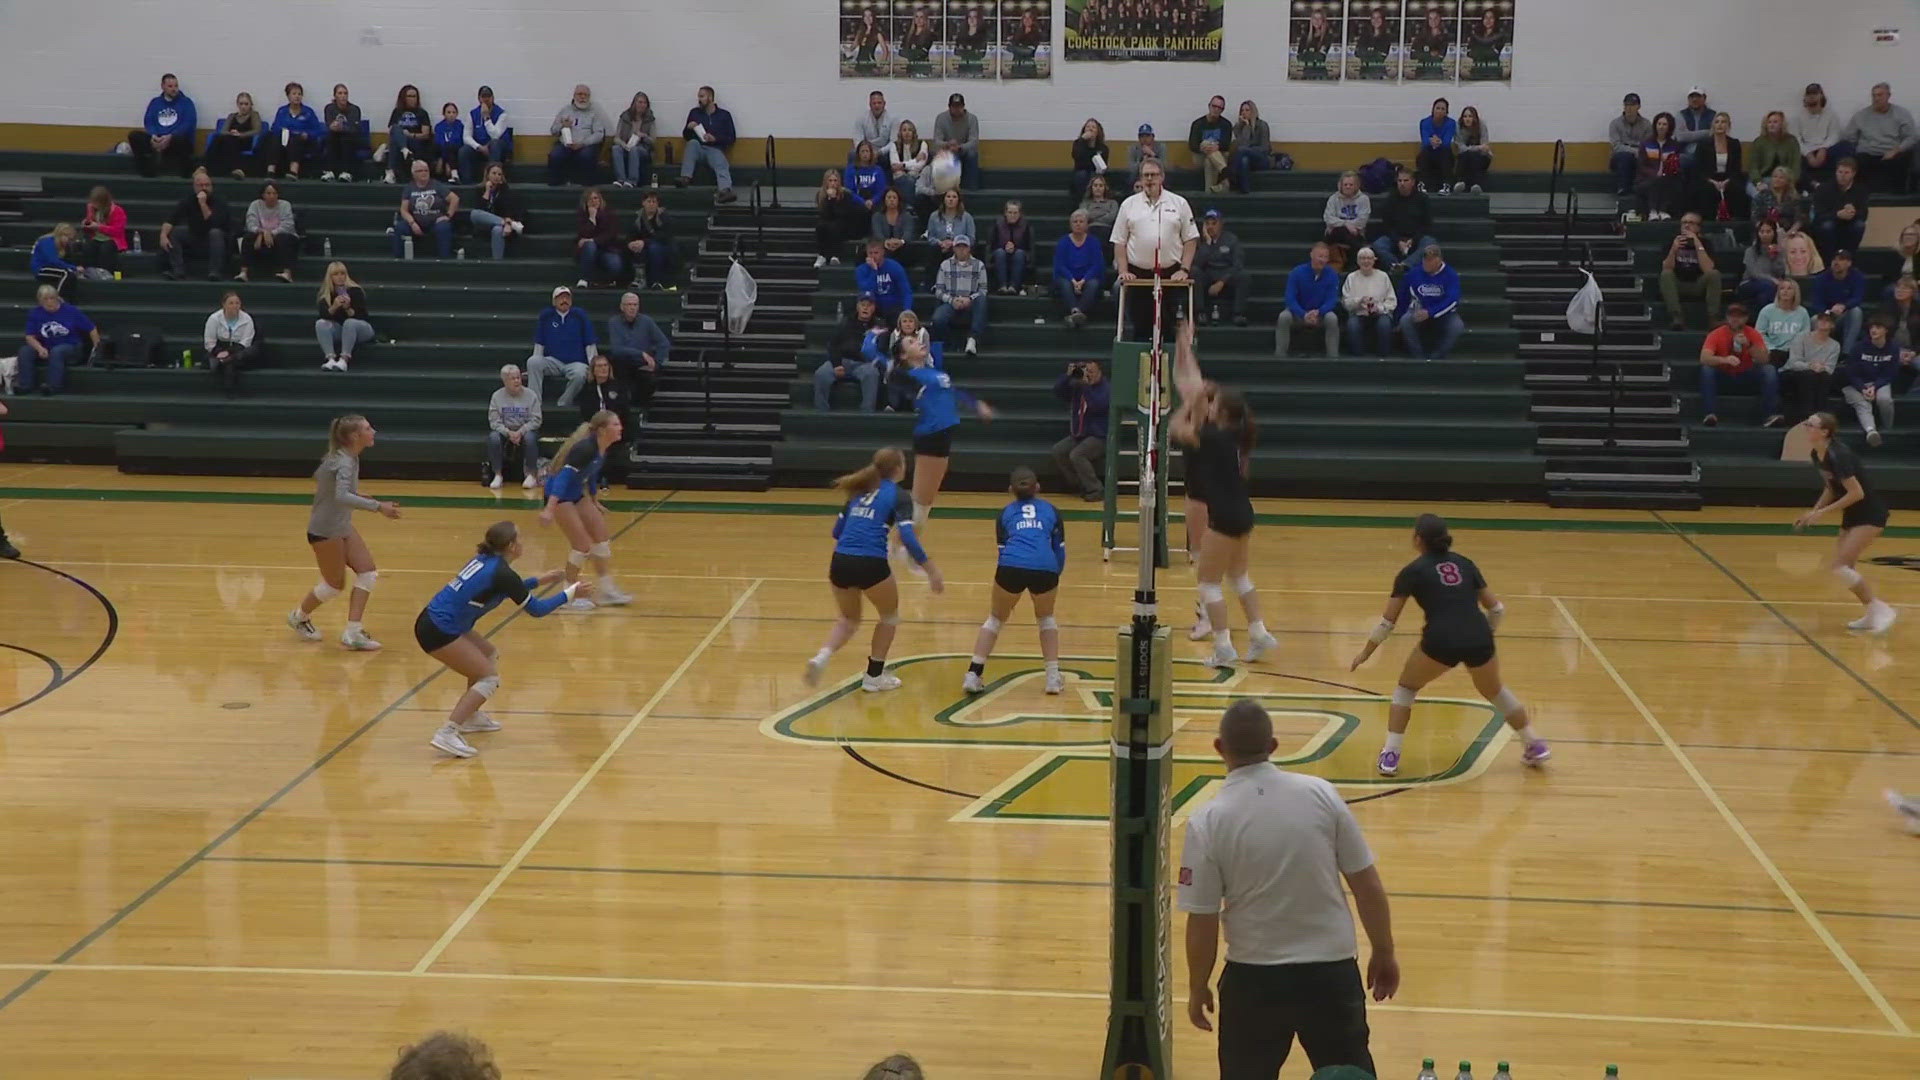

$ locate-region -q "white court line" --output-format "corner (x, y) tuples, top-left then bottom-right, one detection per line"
(0, 961), (1905, 1040)
(1550, 595), (1912, 1036)
(408, 579), (764, 974)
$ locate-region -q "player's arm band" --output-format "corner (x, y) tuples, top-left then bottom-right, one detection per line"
(1367, 618), (1395, 645)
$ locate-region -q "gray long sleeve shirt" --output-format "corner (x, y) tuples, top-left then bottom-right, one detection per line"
(934, 110), (979, 154)
(306, 450), (378, 538)
(1608, 113), (1652, 155)
(551, 102), (610, 148)
(488, 385), (542, 436)
(853, 109), (897, 148)
(607, 313), (672, 366)
(1843, 104), (1919, 157)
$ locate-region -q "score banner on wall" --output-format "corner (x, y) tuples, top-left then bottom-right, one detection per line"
(841, 0), (1051, 80)
(1288, 0), (1513, 83)
(1063, 0), (1225, 63)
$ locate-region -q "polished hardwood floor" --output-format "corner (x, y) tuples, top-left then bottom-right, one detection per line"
(0, 464), (1914, 1078)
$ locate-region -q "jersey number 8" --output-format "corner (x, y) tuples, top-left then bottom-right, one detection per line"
(1437, 561), (1463, 586)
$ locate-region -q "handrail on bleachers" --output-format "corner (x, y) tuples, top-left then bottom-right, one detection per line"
(763, 135), (780, 207)
(1545, 138), (1567, 217)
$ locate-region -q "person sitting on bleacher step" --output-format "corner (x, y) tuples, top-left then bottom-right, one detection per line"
(486, 364), (543, 490)
(128, 73), (197, 179)
(527, 285), (595, 406)
(160, 170), (233, 282)
(815, 292), (886, 413)
(393, 159), (459, 260)
(605, 291), (670, 413)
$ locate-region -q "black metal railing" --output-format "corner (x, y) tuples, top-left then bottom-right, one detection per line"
(763, 135), (780, 207)
(1560, 189), (1580, 262)
(750, 180), (766, 259)
(1581, 241), (1622, 448)
(1544, 138), (1568, 216)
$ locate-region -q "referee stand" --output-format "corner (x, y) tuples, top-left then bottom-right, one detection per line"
(1101, 279), (1190, 567)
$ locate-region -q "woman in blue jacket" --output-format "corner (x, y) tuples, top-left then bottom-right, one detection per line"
(433, 103), (466, 182)
(844, 141), (888, 211)
(1416, 98), (1458, 195)
(460, 86), (512, 182)
(31, 223), (81, 298)
(269, 82), (326, 180)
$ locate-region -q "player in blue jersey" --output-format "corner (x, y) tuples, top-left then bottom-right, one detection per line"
(539, 410), (632, 612)
(804, 447), (946, 693)
(416, 520), (589, 758)
(888, 335), (993, 558)
(963, 467), (1069, 696)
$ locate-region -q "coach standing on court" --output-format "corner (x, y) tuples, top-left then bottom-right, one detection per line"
(1179, 699), (1399, 1078)
(1111, 159), (1198, 341)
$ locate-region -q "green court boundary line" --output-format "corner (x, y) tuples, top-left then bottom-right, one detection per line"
(4, 485), (1910, 537)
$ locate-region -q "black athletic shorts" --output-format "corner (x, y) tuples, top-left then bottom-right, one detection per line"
(829, 552), (893, 590)
(912, 427), (955, 458)
(306, 532), (330, 545)
(994, 565), (1060, 595)
(1207, 499), (1255, 540)
(1843, 504), (1890, 530)
(414, 608), (462, 654)
(1421, 636), (1495, 669)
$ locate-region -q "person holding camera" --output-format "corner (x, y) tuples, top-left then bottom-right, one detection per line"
(1658, 212), (1722, 332)
(1052, 360), (1111, 502)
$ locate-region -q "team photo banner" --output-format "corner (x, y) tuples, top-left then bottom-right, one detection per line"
(1063, 0), (1224, 63)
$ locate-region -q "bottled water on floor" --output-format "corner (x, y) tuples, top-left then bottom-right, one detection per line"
(1492, 1064), (1511, 1080)
(1417, 1059), (1438, 1080)
(1455, 1063), (1474, 1080)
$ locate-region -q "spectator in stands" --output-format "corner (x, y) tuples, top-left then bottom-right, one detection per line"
(856, 238), (913, 321)
(320, 84), (364, 182)
(870, 309), (930, 411)
(853, 90), (897, 159)
(388, 1031), (500, 1080)
(885, 119), (931, 209)
(202, 290), (258, 398)
(79, 186), (127, 275)
(1693, 112), (1747, 220)
(1737, 218), (1787, 310)
(1697, 303), (1779, 428)
(575, 187), (622, 287)
(1228, 100), (1273, 195)
(1749, 111), (1799, 196)
(1128, 124), (1163, 190)
(935, 92), (981, 190)
(527, 285), (594, 404)
(1400, 244), (1465, 360)
(462, 87), (511, 183)
(1843, 317), (1902, 445)
(612, 92), (656, 189)
(1370, 169), (1435, 271)
(846, 141), (888, 210)
(1755, 276), (1808, 364)
(549, 84), (609, 187)
(1416, 98), (1457, 195)
(814, 292), (885, 411)
(385, 84), (432, 184)
(924, 189), (975, 286)
(486, 364), (543, 489)
(679, 85), (739, 203)
(1608, 93), (1653, 197)
(1658, 211), (1721, 331)
(129, 74), (196, 178)
(1881, 276), (1920, 353)
(1194, 209), (1248, 326)
(814, 170), (867, 268)
(1080, 174), (1120, 236)
(1343, 245), (1397, 360)
(872, 187), (918, 269)
(15, 285), (97, 396)
(1276, 242), (1341, 357)
(238, 182), (297, 283)
(1781, 312), (1839, 424)
(31, 224), (80, 297)
(206, 92), (264, 180)
(160, 168), (232, 281)
(1455, 106), (1491, 194)
(1676, 87), (1715, 165)
(580, 354), (635, 457)
(1784, 231), (1825, 278)
(1188, 95), (1235, 194)
(1892, 224), (1920, 281)
(1321, 170), (1371, 261)
(1843, 83), (1917, 194)
(394, 158), (458, 259)
(1751, 167), (1804, 234)
(626, 189), (674, 290)
(931, 234), (988, 355)
(862, 1054), (923, 1080)
(989, 200), (1034, 295)
(1792, 83), (1847, 189)
(1812, 158), (1869, 259)
(1052, 360), (1111, 501)
(432, 103), (465, 181)
(1071, 118), (1110, 203)
(1054, 209), (1105, 329)
(1634, 113), (1684, 221)
(314, 262), (371, 370)
(464, 162), (526, 262)
(267, 82), (324, 181)
(606, 290), (670, 407)
(1812, 248), (1868, 354)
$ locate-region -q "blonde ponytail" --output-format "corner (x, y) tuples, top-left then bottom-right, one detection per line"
(831, 446), (904, 499)
(550, 410), (619, 468)
(325, 414), (367, 454)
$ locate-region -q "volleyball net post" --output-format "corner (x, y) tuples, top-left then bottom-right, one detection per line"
(1100, 272), (1181, 1080)
(1100, 277), (1187, 566)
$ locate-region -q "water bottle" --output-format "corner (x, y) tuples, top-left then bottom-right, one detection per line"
(323, 237), (333, 259)
(1603, 1068), (1619, 1079)
(403, 235), (415, 260)
(1417, 1059), (1438, 1080)
(456, 247), (466, 260)
(180, 348), (192, 369)
(1492, 1064), (1511, 1080)
(1456, 1063), (1474, 1080)
(131, 231), (142, 255)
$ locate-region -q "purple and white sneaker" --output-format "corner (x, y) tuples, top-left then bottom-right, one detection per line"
(1522, 740), (1552, 767)
(1376, 749), (1401, 777)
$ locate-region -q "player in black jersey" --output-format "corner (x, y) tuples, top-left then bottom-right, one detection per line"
(1349, 513), (1550, 777)
(1797, 412), (1896, 632)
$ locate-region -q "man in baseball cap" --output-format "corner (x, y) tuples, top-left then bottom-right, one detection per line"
(1797, 82), (1845, 185)
(529, 284), (594, 405)
(937, 92), (979, 190)
(1677, 86), (1713, 161)
(931, 233), (988, 355)
(813, 291), (885, 411)
(1610, 93), (1652, 195)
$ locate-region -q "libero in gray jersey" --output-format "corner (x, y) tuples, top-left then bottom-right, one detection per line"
(307, 449), (380, 539)
(289, 415), (399, 653)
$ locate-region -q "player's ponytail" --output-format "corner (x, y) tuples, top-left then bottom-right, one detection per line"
(476, 520), (517, 557)
(1414, 512), (1452, 554)
(1009, 466), (1039, 499)
(325, 414), (367, 454)
(831, 446), (904, 498)
(549, 411), (617, 471)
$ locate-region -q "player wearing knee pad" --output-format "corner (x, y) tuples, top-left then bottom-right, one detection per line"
(966, 469), (1068, 696)
(291, 414), (401, 645)
(807, 448), (944, 694)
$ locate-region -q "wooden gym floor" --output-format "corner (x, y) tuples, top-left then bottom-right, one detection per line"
(0, 463), (1915, 1079)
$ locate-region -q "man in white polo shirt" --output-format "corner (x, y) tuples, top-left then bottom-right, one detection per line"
(1110, 159), (1199, 342)
(1179, 699), (1399, 1079)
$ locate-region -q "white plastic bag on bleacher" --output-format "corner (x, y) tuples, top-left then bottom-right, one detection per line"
(725, 258), (758, 336)
(1566, 268), (1603, 335)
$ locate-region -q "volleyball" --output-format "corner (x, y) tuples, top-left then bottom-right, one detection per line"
(929, 151), (962, 193)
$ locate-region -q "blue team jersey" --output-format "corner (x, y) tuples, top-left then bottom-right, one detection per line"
(832, 478), (926, 562)
(996, 496), (1066, 573)
(907, 364), (971, 436)
(544, 438), (605, 503)
(424, 553), (535, 634)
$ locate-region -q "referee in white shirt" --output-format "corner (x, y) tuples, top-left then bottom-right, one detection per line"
(1110, 159), (1199, 342)
(1179, 699), (1400, 1079)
